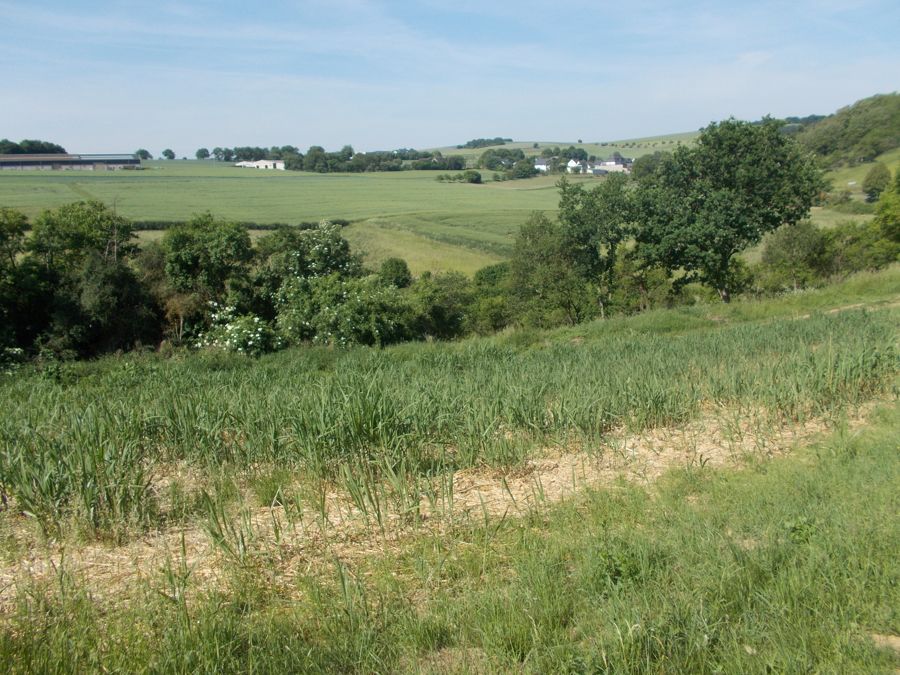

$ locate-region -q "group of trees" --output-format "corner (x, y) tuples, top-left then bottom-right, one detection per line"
(1, 201), (159, 361)
(435, 170), (482, 184)
(539, 145), (590, 161)
(189, 144), (466, 173)
(504, 119), (898, 326)
(0, 139), (66, 154)
(457, 138), (512, 149)
(0, 203), (495, 360)
(476, 148), (538, 180)
(796, 93), (900, 167)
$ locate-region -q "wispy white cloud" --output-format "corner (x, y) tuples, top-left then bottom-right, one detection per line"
(2, 0), (898, 154)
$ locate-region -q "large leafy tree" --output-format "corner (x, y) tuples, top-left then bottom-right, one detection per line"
(634, 118), (823, 301)
(862, 162), (891, 202)
(509, 212), (594, 327)
(162, 212), (252, 298)
(557, 173), (633, 315)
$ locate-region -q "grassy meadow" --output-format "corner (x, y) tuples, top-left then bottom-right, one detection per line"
(1, 160), (569, 273)
(0, 267), (898, 672)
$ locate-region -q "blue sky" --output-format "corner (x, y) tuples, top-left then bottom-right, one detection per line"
(2, 0), (898, 156)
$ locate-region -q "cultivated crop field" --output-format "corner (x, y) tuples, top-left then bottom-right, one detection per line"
(0, 161), (571, 272)
(0, 268), (898, 672)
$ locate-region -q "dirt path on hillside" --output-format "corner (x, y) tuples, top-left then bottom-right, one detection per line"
(0, 405), (876, 612)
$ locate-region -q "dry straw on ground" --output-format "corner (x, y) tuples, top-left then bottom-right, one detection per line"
(0, 404), (874, 614)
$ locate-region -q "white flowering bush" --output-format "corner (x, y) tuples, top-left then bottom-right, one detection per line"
(276, 274), (417, 347)
(195, 302), (280, 356)
(264, 220), (362, 281)
(1, 346), (25, 375)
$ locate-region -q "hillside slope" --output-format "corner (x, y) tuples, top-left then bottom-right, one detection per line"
(796, 92), (900, 167)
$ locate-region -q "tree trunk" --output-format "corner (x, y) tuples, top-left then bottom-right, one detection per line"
(718, 287), (731, 303)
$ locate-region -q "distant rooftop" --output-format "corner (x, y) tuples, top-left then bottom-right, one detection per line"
(0, 153), (138, 162)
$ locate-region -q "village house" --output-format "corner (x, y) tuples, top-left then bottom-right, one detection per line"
(533, 157), (550, 172)
(564, 156), (633, 175)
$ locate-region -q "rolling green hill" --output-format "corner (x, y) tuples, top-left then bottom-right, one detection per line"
(430, 130), (699, 162)
(796, 92), (900, 167)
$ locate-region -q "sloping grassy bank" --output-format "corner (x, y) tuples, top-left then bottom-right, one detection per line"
(1, 402), (897, 673)
(1, 293), (897, 541)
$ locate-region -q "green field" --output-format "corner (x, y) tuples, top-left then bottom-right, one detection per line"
(2, 138), (893, 275)
(1, 160), (572, 273)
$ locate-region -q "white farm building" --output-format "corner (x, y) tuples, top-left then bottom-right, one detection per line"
(234, 159), (285, 170)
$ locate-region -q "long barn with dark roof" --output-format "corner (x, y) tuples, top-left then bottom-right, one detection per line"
(0, 153), (140, 170)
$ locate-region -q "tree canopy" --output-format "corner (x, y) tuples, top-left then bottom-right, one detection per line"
(796, 93), (900, 167)
(633, 118), (823, 301)
(0, 139), (66, 154)
(862, 162), (891, 202)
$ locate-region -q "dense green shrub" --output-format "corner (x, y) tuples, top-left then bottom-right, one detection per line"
(277, 275), (417, 347)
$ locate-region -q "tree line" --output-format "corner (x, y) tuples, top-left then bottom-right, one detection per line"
(180, 145), (468, 173)
(0, 139), (67, 154)
(2, 118), (898, 368)
(457, 137), (513, 149)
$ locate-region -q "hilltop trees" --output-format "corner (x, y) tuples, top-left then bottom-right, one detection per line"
(162, 149), (175, 160)
(633, 118), (823, 301)
(796, 93), (900, 166)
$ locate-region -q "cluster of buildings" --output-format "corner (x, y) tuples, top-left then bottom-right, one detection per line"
(0, 153), (140, 171)
(533, 156), (633, 176)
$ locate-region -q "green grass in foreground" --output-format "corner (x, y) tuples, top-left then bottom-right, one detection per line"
(0, 268), (897, 672)
(2, 399), (897, 673)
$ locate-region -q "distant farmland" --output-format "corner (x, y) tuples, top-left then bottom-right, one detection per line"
(0, 159), (567, 273)
(0, 132), (882, 274)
